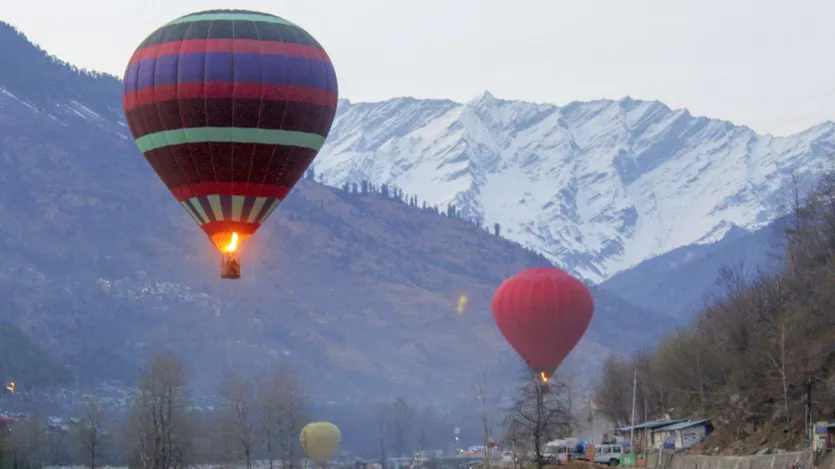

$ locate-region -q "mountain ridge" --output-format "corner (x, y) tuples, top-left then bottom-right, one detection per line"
(313, 91), (834, 283)
(338, 92), (835, 140)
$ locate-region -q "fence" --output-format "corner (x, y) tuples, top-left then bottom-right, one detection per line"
(648, 451), (816, 469)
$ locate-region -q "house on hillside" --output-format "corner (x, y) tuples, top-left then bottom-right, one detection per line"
(811, 421), (833, 450)
(651, 420), (713, 450)
(616, 419), (687, 451)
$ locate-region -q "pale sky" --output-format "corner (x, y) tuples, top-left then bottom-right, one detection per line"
(4, 0), (834, 136)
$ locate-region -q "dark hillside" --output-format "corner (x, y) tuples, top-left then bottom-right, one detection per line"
(601, 220), (786, 321)
(0, 321), (68, 388)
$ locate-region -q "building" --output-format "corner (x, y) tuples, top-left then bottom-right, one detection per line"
(616, 419), (687, 451)
(651, 420), (713, 450)
(812, 421), (833, 450)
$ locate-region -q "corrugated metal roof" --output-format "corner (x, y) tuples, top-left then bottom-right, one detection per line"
(654, 419), (711, 432)
(617, 419), (687, 432)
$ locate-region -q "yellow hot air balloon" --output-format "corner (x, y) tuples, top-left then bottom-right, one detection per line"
(300, 422), (341, 466)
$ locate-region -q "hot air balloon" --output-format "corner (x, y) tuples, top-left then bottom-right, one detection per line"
(122, 9), (338, 279)
(300, 422), (341, 467)
(491, 267), (594, 383)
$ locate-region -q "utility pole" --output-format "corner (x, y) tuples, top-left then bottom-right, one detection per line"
(643, 394), (648, 454)
(588, 393), (596, 445)
(629, 366), (637, 451)
(475, 373), (491, 469)
(805, 374), (813, 446)
(379, 411), (387, 469)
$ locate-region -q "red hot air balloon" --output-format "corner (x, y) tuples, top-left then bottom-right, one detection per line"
(121, 9), (338, 279)
(491, 267), (594, 383)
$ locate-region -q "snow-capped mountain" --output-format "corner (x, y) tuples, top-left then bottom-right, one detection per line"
(313, 92), (835, 282)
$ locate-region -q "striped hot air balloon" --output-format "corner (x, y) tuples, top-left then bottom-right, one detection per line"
(121, 9), (338, 279)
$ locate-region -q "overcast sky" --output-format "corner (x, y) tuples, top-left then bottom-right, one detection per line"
(4, 0), (833, 136)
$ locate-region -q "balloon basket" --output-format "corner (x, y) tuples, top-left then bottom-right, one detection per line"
(220, 252), (241, 279)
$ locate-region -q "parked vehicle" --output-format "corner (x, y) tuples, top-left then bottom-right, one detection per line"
(543, 444), (572, 465)
(591, 444), (624, 467)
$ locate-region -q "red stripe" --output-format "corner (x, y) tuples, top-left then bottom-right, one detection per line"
(171, 182), (291, 201)
(200, 221), (261, 237)
(129, 39), (331, 65)
(122, 82), (337, 111)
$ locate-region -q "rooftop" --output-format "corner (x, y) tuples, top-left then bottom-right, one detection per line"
(617, 419), (687, 432)
(655, 419), (712, 431)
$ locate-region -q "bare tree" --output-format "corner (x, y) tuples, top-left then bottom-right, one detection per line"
(207, 412), (236, 469)
(72, 397), (107, 469)
(218, 369), (257, 469)
(415, 407), (431, 451)
(504, 367), (573, 469)
(595, 355), (632, 426)
(8, 414), (49, 468)
(377, 404), (388, 469)
(474, 370), (503, 469)
(387, 398), (414, 458)
(258, 364), (309, 469)
(125, 351), (194, 469)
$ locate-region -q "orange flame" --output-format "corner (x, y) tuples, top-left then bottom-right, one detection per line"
(210, 232), (249, 254)
(540, 372), (548, 384)
(225, 233), (239, 253)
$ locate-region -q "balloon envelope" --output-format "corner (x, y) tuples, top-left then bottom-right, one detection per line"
(491, 267), (594, 378)
(300, 421), (341, 464)
(121, 9), (338, 253)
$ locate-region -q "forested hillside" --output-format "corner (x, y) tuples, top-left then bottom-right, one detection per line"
(595, 174), (835, 454)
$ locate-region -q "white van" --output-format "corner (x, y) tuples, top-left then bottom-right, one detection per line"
(543, 444), (572, 464)
(592, 444), (624, 466)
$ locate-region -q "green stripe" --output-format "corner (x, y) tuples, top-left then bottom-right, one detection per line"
(135, 128), (324, 153)
(168, 13), (296, 26)
(231, 196), (245, 221)
(207, 195), (224, 221)
(188, 198), (210, 223)
(259, 199), (281, 223)
(247, 197), (268, 223)
(180, 201), (203, 226)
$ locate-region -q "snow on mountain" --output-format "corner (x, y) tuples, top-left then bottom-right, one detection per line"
(312, 92), (835, 282)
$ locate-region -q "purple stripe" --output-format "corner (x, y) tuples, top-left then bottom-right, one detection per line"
(220, 194), (232, 221)
(124, 52), (336, 94)
(185, 199), (206, 224)
(253, 197), (276, 223)
(194, 197), (217, 223)
(125, 61), (138, 96)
